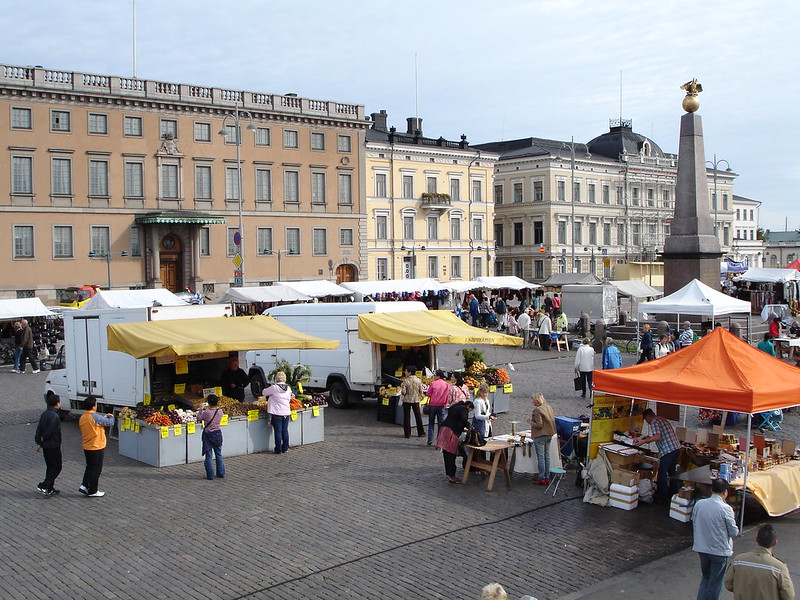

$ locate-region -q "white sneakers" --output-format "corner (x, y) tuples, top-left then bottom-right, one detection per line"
(78, 485), (88, 496)
(32, 369), (41, 374)
(88, 491), (105, 498)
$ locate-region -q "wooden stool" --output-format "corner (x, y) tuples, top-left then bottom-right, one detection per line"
(462, 440), (512, 491)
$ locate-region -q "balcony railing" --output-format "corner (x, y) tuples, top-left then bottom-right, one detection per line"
(420, 192), (452, 207)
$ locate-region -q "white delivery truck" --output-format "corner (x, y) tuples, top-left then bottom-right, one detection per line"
(246, 302), (428, 408)
(44, 303), (233, 413)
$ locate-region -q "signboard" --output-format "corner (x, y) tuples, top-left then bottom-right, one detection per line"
(232, 254), (243, 269)
(233, 232), (242, 246)
(233, 276), (243, 287)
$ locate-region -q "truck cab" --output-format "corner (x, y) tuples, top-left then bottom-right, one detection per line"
(58, 285), (100, 308)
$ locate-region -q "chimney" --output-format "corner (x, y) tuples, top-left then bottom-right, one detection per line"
(370, 110), (388, 133)
(406, 117), (423, 136)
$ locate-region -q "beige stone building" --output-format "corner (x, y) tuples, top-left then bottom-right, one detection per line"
(364, 111), (497, 282)
(0, 64), (366, 300)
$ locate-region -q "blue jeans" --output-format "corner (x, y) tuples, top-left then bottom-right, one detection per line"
(271, 414), (290, 453)
(13, 346), (22, 370)
(534, 435), (551, 480)
(427, 405), (446, 443)
(204, 445), (225, 479)
(696, 553), (728, 600)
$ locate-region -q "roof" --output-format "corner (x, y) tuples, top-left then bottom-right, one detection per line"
(587, 121), (667, 160)
(540, 273), (602, 287)
(474, 276), (540, 290)
(280, 280), (353, 298)
(733, 194), (761, 207)
(637, 279), (749, 317)
(340, 278), (446, 299)
(80, 289), (188, 310)
(214, 285), (312, 304)
(0, 298), (55, 319)
(135, 210), (226, 225)
(764, 231), (800, 243)
(739, 267), (800, 283)
(473, 136), (570, 160)
(593, 327), (800, 413)
(608, 280), (662, 299)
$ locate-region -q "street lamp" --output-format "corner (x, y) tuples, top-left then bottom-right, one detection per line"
(262, 249), (297, 282)
(88, 250), (128, 289)
(476, 244), (495, 277)
(706, 154), (732, 239)
(219, 105), (257, 287)
(400, 244), (425, 279)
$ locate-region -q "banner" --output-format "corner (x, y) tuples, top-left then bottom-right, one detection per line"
(726, 257), (748, 273)
(589, 394), (647, 459)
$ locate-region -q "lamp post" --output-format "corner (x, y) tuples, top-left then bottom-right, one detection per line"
(706, 153), (732, 239)
(219, 104), (257, 287)
(88, 250), (128, 289)
(476, 244), (495, 277)
(400, 244), (425, 279)
(263, 249), (296, 282)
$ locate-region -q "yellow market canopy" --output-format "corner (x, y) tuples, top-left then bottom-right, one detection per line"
(358, 310), (523, 347)
(107, 315), (339, 359)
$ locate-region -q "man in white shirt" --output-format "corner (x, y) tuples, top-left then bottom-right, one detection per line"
(574, 337), (595, 398)
(692, 478), (739, 600)
(517, 309), (531, 348)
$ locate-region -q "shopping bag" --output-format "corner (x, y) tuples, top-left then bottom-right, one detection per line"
(573, 376), (582, 391)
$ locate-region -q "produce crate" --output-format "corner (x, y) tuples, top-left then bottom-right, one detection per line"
(377, 395), (399, 423)
(393, 400), (427, 428)
(136, 423), (187, 467)
(247, 416), (272, 454)
(301, 406), (326, 445)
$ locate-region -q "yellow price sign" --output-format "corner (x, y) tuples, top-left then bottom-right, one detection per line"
(474, 388), (480, 394)
(120, 420), (127, 432)
(220, 414), (229, 426)
(290, 410), (298, 421)
(173, 424), (183, 436)
(312, 405), (320, 417)
(173, 383), (185, 394)
(134, 422), (140, 434)
(394, 368), (403, 377)
(489, 385), (497, 393)
(187, 422), (196, 434)
(247, 410), (259, 421)
(382, 397), (390, 406)
(143, 394), (151, 406)
(415, 371), (423, 377)
(297, 382), (304, 394)
(214, 386), (222, 397)
(168, 404), (176, 411)
(175, 357), (189, 375)
(160, 426), (169, 438)
(503, 383), (513, 394)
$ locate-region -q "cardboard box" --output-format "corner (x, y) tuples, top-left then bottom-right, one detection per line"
(609, 496), (638, 511)
(611, 469), (641, 487)
(670, 494), (693, 508)
(669, 494), (694, 522)
(600, 444), (642, 470)
(669, 507), (692, 522)
(678, 485), (694, 500)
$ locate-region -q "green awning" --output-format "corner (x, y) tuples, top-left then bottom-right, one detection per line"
(135, 210), (226, 225)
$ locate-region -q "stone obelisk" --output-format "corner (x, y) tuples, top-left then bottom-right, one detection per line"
(662, 79), (722, 295)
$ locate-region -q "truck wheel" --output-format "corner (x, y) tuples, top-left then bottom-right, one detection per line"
(250, 372), (265, 398)
(328, 380), (350, 408)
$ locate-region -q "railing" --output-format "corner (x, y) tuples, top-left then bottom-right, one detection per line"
(421, 192), (452, 206)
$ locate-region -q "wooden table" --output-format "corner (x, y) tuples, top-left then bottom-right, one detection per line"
(461, 440), (512, 491)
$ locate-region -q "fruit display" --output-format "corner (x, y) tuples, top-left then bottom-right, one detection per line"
(118, 407), (137, 420)
(144, 413), (173, 426)
(224, 401), (269, 417)
(483, 368), (510, 386)
(464, 375), (481, 389)
(307, 394), (327, 406)
(460, 348), (486, 371)
(136, 405), (156, 420)
(379, 385), (400, 398)
(168, 408), (197, 424)
(466, 361), (487, 375)
(289, 397), (304, 411)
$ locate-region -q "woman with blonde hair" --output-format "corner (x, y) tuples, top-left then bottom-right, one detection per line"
(263, 371), (292, 454)
(480, 583), (508, 600)
(472, 382), (496, 439)
(529, 393), (556, 485)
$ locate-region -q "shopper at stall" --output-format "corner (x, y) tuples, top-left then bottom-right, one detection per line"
(18, 319), (40, 374)
(425, 369), (450, 446)
(537, 310), (552, 351)
(219, 356), (249, 402)
(400, 365), (425, 438)
(435, 399), (474, 484)
(78, 395), (114, 497)
(574, 338), (595, 397)
(637, 324), (655, 363)
(677, 321), (696, 349)
(555, 309), (568, 333)
(769, 316), (782, 339)
(529, 393), (556, 485)
(446, 371), (470, 407)
(35, 392), (62, 496)
(757, 333), (777, 357)
(517, 308), (531, 348)
(494, 296), (507, 330)
(472, 383), (496, 440)
(724, 524), (794, 600)
(469, 294), (480, 327)
(264, 371), (292, 454)
(691, 478), (739, 600)
(11, 321), (23, 373)
(602, 337), (622, 369)
(634, 408), (681, 503)
(197, 394), (225, 479)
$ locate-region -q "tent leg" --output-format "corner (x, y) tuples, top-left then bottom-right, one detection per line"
(739, 414), (752, 535)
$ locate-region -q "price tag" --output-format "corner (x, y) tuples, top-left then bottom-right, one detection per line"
(382, 397), (390, 406)
(175, 357), (188, 375)
(247, 410), (259, 421)
(503, 383), (513, 394)
(312, 406), (320, 417)
(415, 371), (423, 377)
(297, 382), (304, 394)
(290, 410), (298, 421)
(143, 394), (151, 406)
(168, 404), (176, 411)
(134, 422), (140, 433)
(173, 383), (185, 394)
(187, 422), (196, 434)
(489, 385), (497, 393)
(173, 424), (182, 436)
(120, 420), (127, 432)
(126, 418), (133, 430)
(474, 388), (479, 394)
(220, 414), (229, 426)
(160, 426), (169, 438)
(214, 386), (222, 397)
(395, 368), (403, 377)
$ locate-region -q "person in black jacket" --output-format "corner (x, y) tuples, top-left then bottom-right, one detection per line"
(435, 400), (475, 484)
(219, 357), (249, 402)
(35, 392), (62, 496)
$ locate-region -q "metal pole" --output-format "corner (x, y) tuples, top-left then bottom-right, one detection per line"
(106, 254), (111, 289)
(713, 153), (718, 238)
(277, 251), (281, 282)
(739, 413), (752, 534)
(571, 137), (576, 272)
(235, 104), (244, 287)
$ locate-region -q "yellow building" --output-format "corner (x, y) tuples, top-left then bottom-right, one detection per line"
(0, 64), (366, 300)
(364, 111), (497, 281)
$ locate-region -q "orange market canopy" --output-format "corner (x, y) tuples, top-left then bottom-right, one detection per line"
(357, 310), (523, 347)
(107, 315), (338, 359)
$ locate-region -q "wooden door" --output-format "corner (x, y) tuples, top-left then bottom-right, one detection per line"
(336, 264), (356, 284)
(160, 260), (180, 292)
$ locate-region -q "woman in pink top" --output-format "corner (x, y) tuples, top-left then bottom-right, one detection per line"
(263, 371), (292, 454)
(446, 371), (470, 408)
(425, 369), (450, 446)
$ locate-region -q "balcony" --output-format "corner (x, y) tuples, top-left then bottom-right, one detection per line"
(420, 192), (452, 213)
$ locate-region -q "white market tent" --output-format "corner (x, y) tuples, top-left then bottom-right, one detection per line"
(214, 285), (312, 304)
(443, 280), (482, 293)
(80, 289), (188, 310)
(0, 297), (56, 320)
(609, 280), (663, 299)
(739, 267), (800, 283)
(474, 276), (541, 290)
(340, 278), (446, 300)
(280, 280), (352, 298)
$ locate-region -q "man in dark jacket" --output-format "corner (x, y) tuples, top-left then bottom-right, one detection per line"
(219, 356), (249, 401)
(35, 393), (62, 496)
(19, 319), (40, 374)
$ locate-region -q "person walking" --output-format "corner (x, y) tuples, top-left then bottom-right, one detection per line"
(494, 296), (507, 330)
(537, 310), (552, 351)
(529, 393), (556, 485)
(35, 392), (62, 496)
(264, 371), (292, 454)
(634, 408), (681, 503)
(11, 321), (23, 373)
(637, 324), (655, 363)
(574, 337), (595, 397)
(724, 524), (794, 600)
(692, 478), (740, 600)
(400, 364), (425, 438)
(197, 394), (225, 479)
(602, 337), (622, 369)
(425, 369), (449, 446)
(18, 319), (40, 374)
(435, 399), (474, 484)
(472, 383), (496, 440)
(78, 396), (114, 497)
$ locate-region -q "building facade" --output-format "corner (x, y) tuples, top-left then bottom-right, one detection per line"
(364, 111), (497, 282)
(730, 195), (764, 267)
(763, 230), (800, 267)
(1, 64), (367, 300)
(476, 120), (737, 282)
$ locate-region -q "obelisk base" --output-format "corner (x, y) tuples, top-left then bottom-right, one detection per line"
(663, 253), (722, 295)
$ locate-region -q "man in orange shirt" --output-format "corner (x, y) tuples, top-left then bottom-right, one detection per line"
(78, 396), (115, 498)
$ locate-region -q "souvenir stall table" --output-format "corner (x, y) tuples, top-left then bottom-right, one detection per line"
(738, 267), (800, 315)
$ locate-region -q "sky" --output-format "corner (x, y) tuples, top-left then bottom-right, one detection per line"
(2, 0), (798, 230)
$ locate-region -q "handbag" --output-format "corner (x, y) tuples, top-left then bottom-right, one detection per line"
(462, 426), (486, 447)
(422, 403), (430, 415)
(573, 376), (582, 391)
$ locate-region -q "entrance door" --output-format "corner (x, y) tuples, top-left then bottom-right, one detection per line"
(159, 234), (183, 292)
(160, 260), (180, 292)
(336, 264), (356, 284)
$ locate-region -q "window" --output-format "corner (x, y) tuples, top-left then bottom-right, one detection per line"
(199, 227), (210, 257)
(13, 225), (34, 258)
(160, 119), (177, 139)
(89, 160), (109, 196)
(255, 168), (271, 202)
(375, 173), (387, 197)
(88, 113), (108, 135)
(403, 216), (414, 240)
(12, 156), (33, 193)
(257, 227), (273, 254)
(533, 181), (543, 202)
(495, 224), (504, 247)
(340, 228), (354, 246)
(557, 180), (566, 202)
(283, 129), (299, 148)
(736, 209), (741, 220)
(513, 182), (523, 203)
(376, 215), (388, 240)
(202, 282), (215, 294)
(632, 223), (641, 247)
(450, 256), (462, 279)
(533, 221), (544, 245)
(723, 227), (730, 246)
(338, 173), (352, 205)
(647, 188), (655, 207)
(494, 260), (504, 276)
(402, 174), (414, 198)
(284, 171), (299, 203)
(311, 132), (325, 150)
(223, 124), (239, 145)
(472, 180), (482, 202)
(574, 259), (582, 273)
(632, 187), (640, 206)
(589, 222), (597, 245)
(51, 110), (70, 131)
(450, 215), (461, 240)
(616, 185), (624, 205)
(313, 228), (327, 255)
(226, 167), (241, 200)
(125, 162), (144, 197)
(513, 260), (523, 278)
(450, 179), (461, 201)
(513, 223), (523, 246)
(662, 189), (671, 208)
(722, 192), (729, 210)
(427, 176), (437, 193)
(51, 158), (72, 195)
(226, 227), (239, 256)
(376, 258), (388, 280)
(255, 127), (271, 146)
(90, 225), (110, 255)
(53, 225), (73, 258)
(494, 184), (503, 205)
(124, 115), (142, 137)
(195, 165), (212, 199)
(311, 172), (326, 204)
(428, 256), (439, 278)
(427, 216), (438, 240)
(602, 184), (610, 204)
(286, 227), (301, 254)
(129, 226), (142, 257)
(534, 260), (544, 280)
(337, 135), (351, 152)
(749, 209), (754, 220)
(161, 164), (178, 198)
(617, 223), (626, 246)
(472, 217), (483, 240)
(472, 257), (483, 278)
(573, 181), (581, 203)
(557, 221), (567, 245)
(194, 122), (211, 142)
(11, 107), (31, 129)
(603, 223), (611, 245)
(588, 183), (596, 203)
(573, 221), (582, 245)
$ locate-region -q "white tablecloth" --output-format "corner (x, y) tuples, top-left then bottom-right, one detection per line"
(490, 432), (562, 475)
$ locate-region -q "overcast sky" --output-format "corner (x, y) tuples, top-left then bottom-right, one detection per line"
(3, 0), (797, 230)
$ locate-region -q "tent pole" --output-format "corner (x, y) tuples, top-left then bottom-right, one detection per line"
(739, 413), (752, 534)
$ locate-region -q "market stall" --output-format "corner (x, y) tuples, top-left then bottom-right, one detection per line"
(593, 327), (800, 526)
(339, 278), (449, 308)
(279, 280), (353, 300)
(79, 289), (189, 310)
(0, 298), (59, 364)
(737, 267), (800, 314)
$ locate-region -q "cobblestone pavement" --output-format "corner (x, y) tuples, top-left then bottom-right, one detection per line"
(1, 342), (796, 599)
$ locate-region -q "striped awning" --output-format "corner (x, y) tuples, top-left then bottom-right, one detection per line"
(135, 210), (226, 225)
